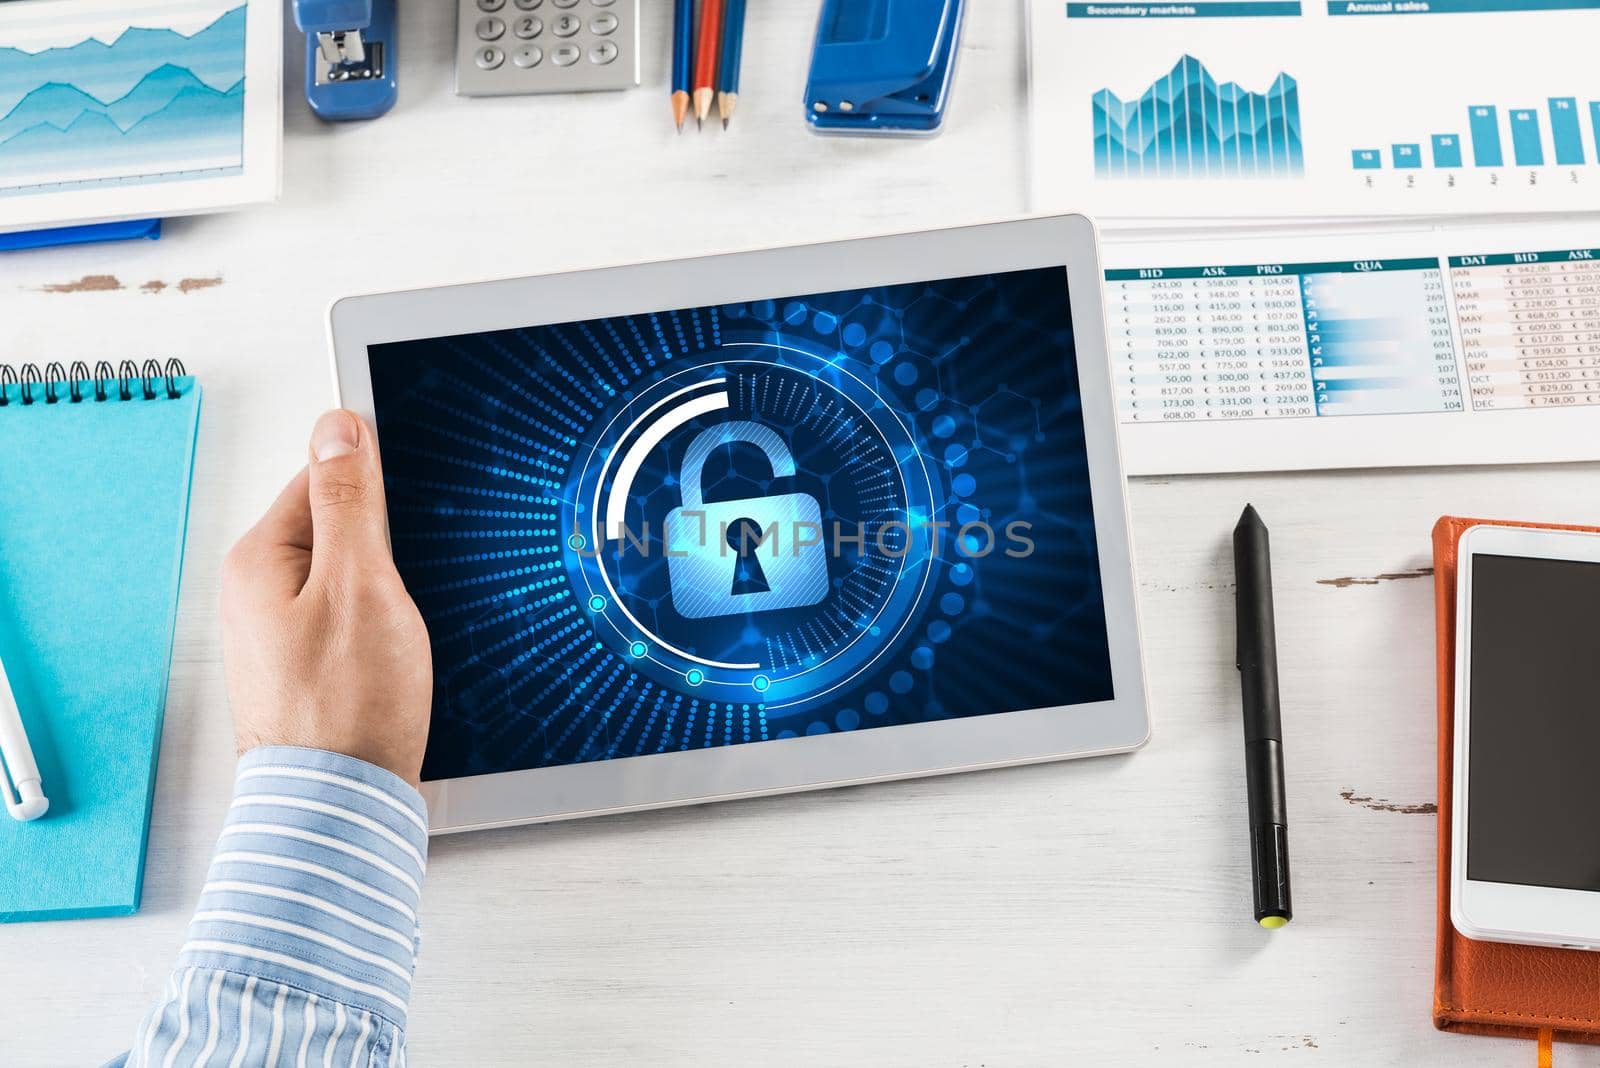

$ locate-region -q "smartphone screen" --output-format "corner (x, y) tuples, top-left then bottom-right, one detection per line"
(1468, 553), (1600, 892)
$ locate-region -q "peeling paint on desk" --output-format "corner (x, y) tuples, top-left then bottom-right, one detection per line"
(1141, 580), (1234, 593)
(39, 274), (123, 293)
(35, 274), (222, 295)
(1339, 788), (1437, 815)
(1316, 568), (1432, 588)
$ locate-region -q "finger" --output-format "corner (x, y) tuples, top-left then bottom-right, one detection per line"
(226, 466), (313, 600)
(306, 409), (393, 584)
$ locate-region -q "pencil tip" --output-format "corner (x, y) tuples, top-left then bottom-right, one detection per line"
(721, 118), (729, 130)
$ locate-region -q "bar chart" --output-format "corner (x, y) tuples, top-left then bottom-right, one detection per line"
(1351, 97), (1599, 172)
(1092, 56), (1303, 178)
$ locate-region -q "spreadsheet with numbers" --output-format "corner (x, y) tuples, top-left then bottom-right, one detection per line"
(1101, 220), (1600, 474)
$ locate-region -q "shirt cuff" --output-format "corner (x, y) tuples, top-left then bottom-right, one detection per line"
(179, 746), (428, 1029)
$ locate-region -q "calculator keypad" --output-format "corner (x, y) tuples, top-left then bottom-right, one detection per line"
(456, 0), (637, 96)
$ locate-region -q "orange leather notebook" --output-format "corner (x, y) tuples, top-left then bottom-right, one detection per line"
(1433, 516), (1600, 1056)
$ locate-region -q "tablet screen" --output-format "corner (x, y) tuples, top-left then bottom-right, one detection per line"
(369, 267), (1115, 782)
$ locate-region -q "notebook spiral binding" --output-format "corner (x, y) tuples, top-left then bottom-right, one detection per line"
(0, 358), (186, 408)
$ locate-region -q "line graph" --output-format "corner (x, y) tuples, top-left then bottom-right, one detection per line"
(1092, 55), (1303, 179)
(0, 4), (246, 194)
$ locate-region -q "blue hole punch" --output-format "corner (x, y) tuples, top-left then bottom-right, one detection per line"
(293, 0), (398, 121)
(804, 0), (966, 136)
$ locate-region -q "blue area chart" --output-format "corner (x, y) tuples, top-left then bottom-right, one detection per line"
(1093, 55), (1304, 179)
(0, 6), (246, 193)
(369, 270), (1115, 782)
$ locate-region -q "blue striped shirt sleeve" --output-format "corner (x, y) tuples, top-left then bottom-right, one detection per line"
(112, 746), (428, 1068)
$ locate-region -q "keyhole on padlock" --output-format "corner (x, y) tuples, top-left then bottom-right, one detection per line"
(726, 518), (772, 597)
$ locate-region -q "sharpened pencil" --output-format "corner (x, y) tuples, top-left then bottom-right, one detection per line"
(692, 0), (725, 128)
(716, 0), (746, 129)
(671, 0), (693, 132)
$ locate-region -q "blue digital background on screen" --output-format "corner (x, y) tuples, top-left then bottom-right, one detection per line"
(369, 267), (1114, 782)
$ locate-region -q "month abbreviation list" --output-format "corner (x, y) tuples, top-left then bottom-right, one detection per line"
(1450, 248), (1600, 409)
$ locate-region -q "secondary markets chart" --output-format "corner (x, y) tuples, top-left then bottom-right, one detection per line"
(1092, 56), (1304, 178)
(1030, 0), (1600, 220)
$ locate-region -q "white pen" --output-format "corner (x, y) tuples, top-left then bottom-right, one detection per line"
(0, 652), (48, 821)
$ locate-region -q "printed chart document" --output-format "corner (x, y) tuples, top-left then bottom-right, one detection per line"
(0, 0), (280, 233)
(1028, 0), (1600, 221)
(1105, 219), (1600, 473)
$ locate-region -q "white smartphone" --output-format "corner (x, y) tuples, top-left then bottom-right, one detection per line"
(1453, 523), (1600, 950)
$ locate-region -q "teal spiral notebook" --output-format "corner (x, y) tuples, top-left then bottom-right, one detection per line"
(0, 361), (200, 923)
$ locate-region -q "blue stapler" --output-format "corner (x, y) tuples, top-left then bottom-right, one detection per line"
(804, 0), (965, 136)
(292, 0), (398, 121)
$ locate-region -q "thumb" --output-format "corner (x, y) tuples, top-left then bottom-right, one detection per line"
(306, 409), (391, 581)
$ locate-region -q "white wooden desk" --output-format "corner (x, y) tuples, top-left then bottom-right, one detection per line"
(6, 3), (1598, 1064)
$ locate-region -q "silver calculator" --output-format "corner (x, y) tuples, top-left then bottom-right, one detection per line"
(455, 0), (640, 97)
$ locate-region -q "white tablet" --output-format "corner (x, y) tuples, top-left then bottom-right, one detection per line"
(330, 215), (1148, 833)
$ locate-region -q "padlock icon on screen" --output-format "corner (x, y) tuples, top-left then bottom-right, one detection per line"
(665, 421), (829, 620)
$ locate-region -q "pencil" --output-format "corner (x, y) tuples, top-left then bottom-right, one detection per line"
(671, 0), (693, 132)
(716, 0), (746, 130)
(691, 0), (725, 129)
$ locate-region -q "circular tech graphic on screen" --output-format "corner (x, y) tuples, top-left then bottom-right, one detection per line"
(565, 349), (943, 718)
(371, 267), (1115, 782)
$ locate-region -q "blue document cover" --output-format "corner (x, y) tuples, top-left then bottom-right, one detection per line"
(0, 371), (201, 922)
